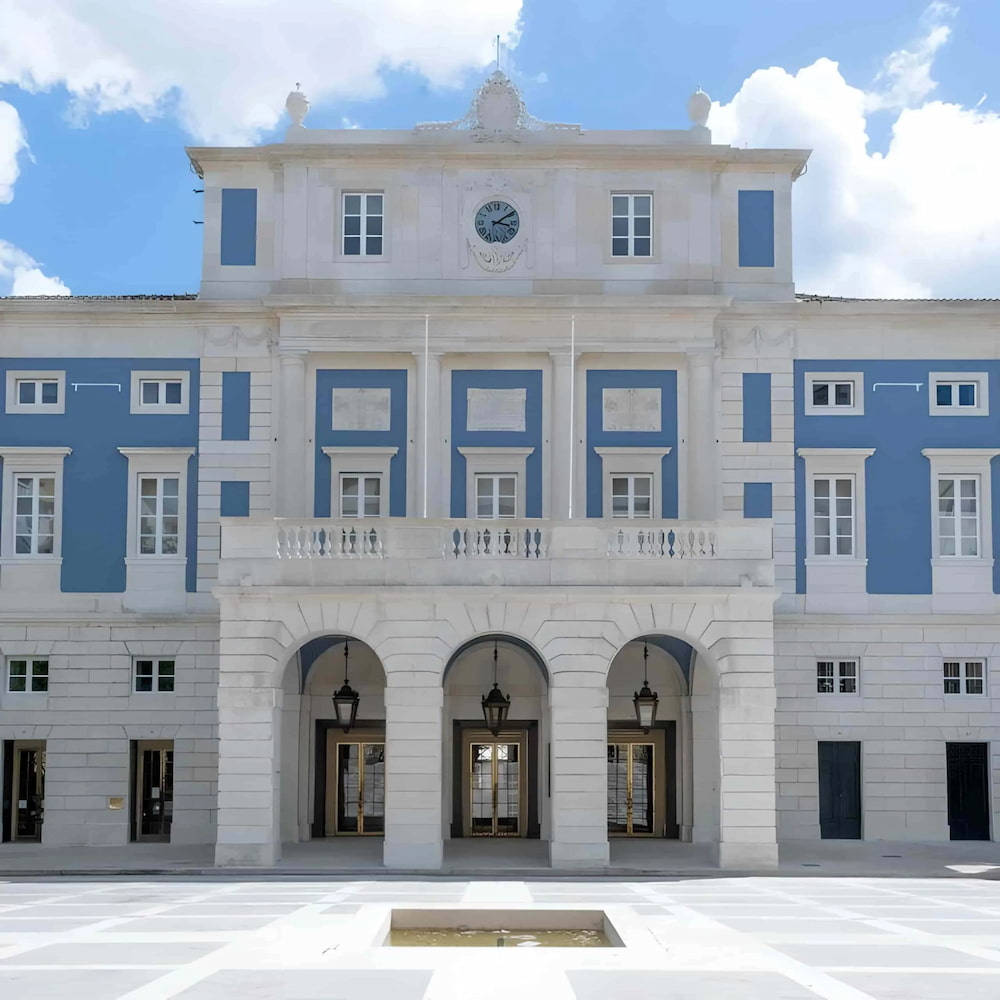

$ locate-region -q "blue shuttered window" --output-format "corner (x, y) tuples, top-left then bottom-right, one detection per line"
(220, 188), (257, 266)
(738, 190), (775, 268)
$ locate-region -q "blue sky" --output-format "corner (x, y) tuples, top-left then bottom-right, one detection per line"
(0, 0), (997, 298)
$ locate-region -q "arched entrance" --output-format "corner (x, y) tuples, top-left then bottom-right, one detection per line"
(442, 634), (549, 849)
(278, 634), (386, 853)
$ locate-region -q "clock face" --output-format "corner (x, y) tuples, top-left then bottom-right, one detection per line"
(474, 200), (520, 244)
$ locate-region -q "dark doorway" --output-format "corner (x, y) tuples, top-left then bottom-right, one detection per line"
(130, 741), (174, 842)
(818, 741), (861, 839)
(947, 742), (990, 841)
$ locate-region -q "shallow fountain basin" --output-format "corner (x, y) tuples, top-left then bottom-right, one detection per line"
(382, 908), (624, 948)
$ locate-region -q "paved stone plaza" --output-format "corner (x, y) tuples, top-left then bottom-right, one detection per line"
(3, 876), (1000, 998)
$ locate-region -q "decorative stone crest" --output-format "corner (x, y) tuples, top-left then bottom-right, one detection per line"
(416, 70), (579, 142)
(467, 239), (526, 273)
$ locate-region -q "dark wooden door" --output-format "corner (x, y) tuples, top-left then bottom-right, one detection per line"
(818, 741), (861, 839)
(947, 743), (990, 841)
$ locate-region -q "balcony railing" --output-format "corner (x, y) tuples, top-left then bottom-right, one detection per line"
(220, 518), (772, 590)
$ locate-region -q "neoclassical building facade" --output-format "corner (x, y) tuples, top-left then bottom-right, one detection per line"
(1, 74), (997, 869)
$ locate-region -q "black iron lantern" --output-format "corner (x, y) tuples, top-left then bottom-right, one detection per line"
(332, 637), (360, 733)
(633, 640), (659, 733)
(481, 639), (511, 736)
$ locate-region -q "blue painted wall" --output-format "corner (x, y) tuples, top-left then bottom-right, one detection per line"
(742, 373), (772, 442)
(795, 360), (1000, 594)
(0, 358), (199, 592)
(314, 370), (408, 517)
(585, 370), (678, 518)
(738, 190), (775, 268)
(220, 188), (257, 266)
(450, 370), (544, 518)
(744, 482), (773, 518)
(220, 480), (250, 517)
(221, 371), (251, 441)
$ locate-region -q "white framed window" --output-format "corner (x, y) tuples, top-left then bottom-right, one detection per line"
(930, 372), (988, 416)
(138, 476), (180, 555)
(943, 660), (985, 696)
(130, 371), (190, 415)
(812, 476), (855, 556)
(937, 476), (980, 557)
(804, 372), (864, 416)
(134, 658), (175, 693)
(476, 474), (517, 519)
(817, 659), (858, 695)
(339, 474), (383, 518)
(611, 474), (653, 519)
(611, 193), (652, 257)
(14, 475), (56, 555)
(6, 371), (65, 415)
(343, 192), (384, 257)
(7, 658), (48, 693)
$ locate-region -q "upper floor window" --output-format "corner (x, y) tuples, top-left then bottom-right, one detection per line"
(611, 475), (652, 519)
(139, 476), (180, 555)
(944, 660), (985, 695)
(817, 659), (858, 695)
(7, 658), (48, 693)
(611, 194), (652, 257)
(5, 370), (65, 415)
(476, 474), (517, 520)
(340, 474), (383, 518)
(14, 475), (55, 555)
(343, 193), (383, 257)
(937, 476), (979, 557)
(930, 373), (989, 416)
(130, 371), (190, 415)
(812, 476), (854, 556)
(135, 658), (175, 693)
(804, 373), (864, 416)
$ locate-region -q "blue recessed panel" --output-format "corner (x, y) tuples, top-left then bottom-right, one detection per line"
(220, 188), (257, 266)
(221, 371), (251, 441)
(742, 373), (772, 443)
(220, 480), (250, 517)
(794, 361), (1000, 594)
(738, 190), (775, 268)
(450, 371), (544, 518)
(744, 482), (773, 519)
(585, 371), (678, 518)
(314, 370), (408, 517)
(0, 359), (200, 592)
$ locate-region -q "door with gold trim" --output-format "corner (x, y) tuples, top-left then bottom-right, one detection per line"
(462, 731), (527, 837)
(326, 733), (385, 835)
(12, 741), (45, 842)
(607, 730), (667, 837)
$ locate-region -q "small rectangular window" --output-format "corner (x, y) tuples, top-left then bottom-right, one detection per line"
(14, 474), (56, 555)
(339, 474), (383, 518)
(135, 658), (175, 693)
(611, 193), (652, 257)
(804, 373), (864, 416)
(6, 371), (66, 414)
(140, 380), (183, 406)
(130, 371), (190, 414)
(811, 381), (854, 408)
(343, 192), (384, 257)
(475, 474), (517, 520)
(610, 474), (653, 519)
(138, 476), (180, 555)
(812, 476), (854, 556)
(816, 660), (858, 694)
(7, 658), (48, 693)
(16, 379), (60, 406)
(944, 660), (985, 696)
(937, 476), (979, 557)
(929, 373), (989, 416)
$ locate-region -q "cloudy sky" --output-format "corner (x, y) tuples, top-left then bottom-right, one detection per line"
(0, 0), (997, 298)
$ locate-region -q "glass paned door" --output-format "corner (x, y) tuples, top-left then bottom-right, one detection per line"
(13, 744), (45, 841)
(469, 741), (522, 836)
(606, 742), (654, 836)
(135, 742), (174, 842)
(336, 741), (385, 834)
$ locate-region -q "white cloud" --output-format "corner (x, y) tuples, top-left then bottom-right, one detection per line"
(0, 0), (523, 144)
(0, 100), (28, 203)
(711, 7), (1000, 298)
(0, 240), (71, 296)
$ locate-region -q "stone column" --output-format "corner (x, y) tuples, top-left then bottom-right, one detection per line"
(276, 349), (308, 517)
(550, 351), (575, 519)
(687, 350), (717, 520)
(383, 673), (444, 869)
(548, 678), (609, 868)
(413, 350), (444, 518)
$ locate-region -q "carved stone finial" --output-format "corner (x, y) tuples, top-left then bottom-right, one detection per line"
(285, 84), (309, 128)
(687, 87), (711, 127)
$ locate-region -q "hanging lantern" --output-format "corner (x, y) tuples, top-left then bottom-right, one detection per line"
(332, 637), (360, 733)
(633, 640), (659, 733)
(482, 639), (511, 736)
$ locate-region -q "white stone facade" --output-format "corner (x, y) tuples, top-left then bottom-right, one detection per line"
(0, 76), (997, 868)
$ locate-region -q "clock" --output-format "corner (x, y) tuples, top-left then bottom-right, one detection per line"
(474, 200), (520, 244)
